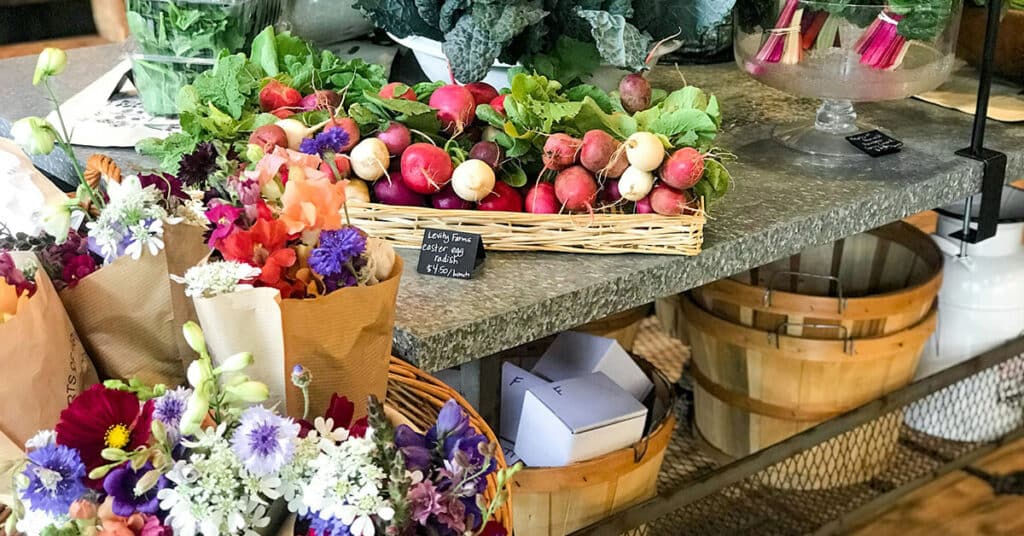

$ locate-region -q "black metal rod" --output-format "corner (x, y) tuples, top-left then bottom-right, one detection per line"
(969, 0), (1004, 155)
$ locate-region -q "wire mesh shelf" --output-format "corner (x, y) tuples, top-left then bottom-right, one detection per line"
(575, 335), (1024, 536)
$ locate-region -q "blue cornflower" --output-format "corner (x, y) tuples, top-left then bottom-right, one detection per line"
(230, 406), (299, 476)
(153, 386), (192, 443)
(309, 227), (367, 278)
(20, 444), (87, 516)
(299, 128), (351, 156)
(308, 515), (353, 536)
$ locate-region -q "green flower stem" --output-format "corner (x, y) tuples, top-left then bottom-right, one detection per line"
(44, 79), (104, 212)
(324, 154), (352, 226)
(301, 384), (310, 420)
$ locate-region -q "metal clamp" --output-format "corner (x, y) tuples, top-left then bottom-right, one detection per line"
(769, 322), (854, 354)
(763, 271), (847, 313)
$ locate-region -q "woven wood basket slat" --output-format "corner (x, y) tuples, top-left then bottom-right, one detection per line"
(346, 200), (706, 255)
(386, 357), (513, 532)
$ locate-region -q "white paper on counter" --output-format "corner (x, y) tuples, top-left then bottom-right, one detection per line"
(0, 138), (70, 236)
(192, 287), (290, 412)
(45, 58), (179, 148)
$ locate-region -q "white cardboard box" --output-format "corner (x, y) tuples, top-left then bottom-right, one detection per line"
(532, 331), (654, 400)
(500, 362), (549, 441)
(514, 372), (648, 467)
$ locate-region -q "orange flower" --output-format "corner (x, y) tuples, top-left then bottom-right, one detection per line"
(279, 165), (348, 234)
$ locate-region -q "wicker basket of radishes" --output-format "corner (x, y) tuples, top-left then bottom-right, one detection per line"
(140, 27), (731, 255)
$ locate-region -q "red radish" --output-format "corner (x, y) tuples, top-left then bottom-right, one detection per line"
(478, 181), (523, 212)
(271, 108), (295, 119)
(489, 94), (507, 116)
(543, 134), (582, 170)
(321, 154), (352, 180)
(600, 179), (622, 204)
(248, 124), (289, 152)
(580, 130), (627, 178)
(649, 183), (695, 215)
(259, 80), (302, 112)
(323, 117), (360, 152)
(465, 82), (499, 106)
(400, 143), (454, 194)
(554, 165), (598, 212)
(635, 195), (653, 213)
(429, 85), (477, 131)
(468, 141), (503, 169)
(619, 73), (651, 113)
(300, 90), (341, 111)
(379, 82), (417, 101)
(377, 122), (412, 157)
(525, 182), (559, 214)
(432, 186), (473, 210)
(374, 171), (425, 206)
(660, 147), (705, 190)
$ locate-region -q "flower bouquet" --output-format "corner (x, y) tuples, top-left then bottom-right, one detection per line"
(6, 48), (209, 386)
(0, 250), (97, 487)
(4, 324), (516, 536)
(174, 143), (402, 420)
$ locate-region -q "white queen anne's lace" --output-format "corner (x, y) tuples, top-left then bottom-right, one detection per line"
(170, 262), (262, 298)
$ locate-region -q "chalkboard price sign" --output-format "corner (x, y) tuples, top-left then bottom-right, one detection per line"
(846, 130), (904, 157)
(416, 229), (486, 279)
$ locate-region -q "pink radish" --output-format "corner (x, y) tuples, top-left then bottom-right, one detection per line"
(635, 195), (653, 213)
(660, 147), (705, 190)
(525, 182), (559, 214)
(464, 82), (499, 106)
(580, 130), (627, 178)
(300, 90), (341, 111)
(432, 186), (473, 210)
(619, 73), (651, 113)
(554, 165), (598, 212)
(323, 117), (360, 152)
(469, 141), (503, 169)
(374, 171), (425, 206)
(379, 82), (417, 101)
(478, 181), (523, 212)
(600, 179), (622, 204)
(377, 121), (412, 157)
(429, 85), (477, 131)
(320, 154), (352, 180)
(400, 143), (454, 194)
(649, 183), (695, 216)
(489, 94), (507, 116)
(543, 134), (582, 171)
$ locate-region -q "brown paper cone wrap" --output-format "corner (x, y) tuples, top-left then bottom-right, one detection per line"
(194, 257), (403, 420)
(59, 222), (209, 386)
(0, 253), (98, 453)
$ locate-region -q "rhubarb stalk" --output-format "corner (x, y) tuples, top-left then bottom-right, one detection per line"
(801, 10), (829, 50)
(781, 8), (805, 64)
(854, 10), (910, 70)
(755, 0), (802, 63)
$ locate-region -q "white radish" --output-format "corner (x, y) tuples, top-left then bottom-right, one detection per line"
(350, 138), (391, 181)
(345, 179), (371, 203)
(275, 117), (331, 151)
(617, 166), (655, 201)
(451, 159), (496, 202)
(625, 132), (666, 172)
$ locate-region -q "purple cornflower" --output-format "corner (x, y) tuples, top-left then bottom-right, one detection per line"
(230, 406), (299, 476)
(153, 387), (192, 443)
(309, 515), (353, 536)
(309, 227), (367, 279)
(103, 462), (167, 516)
(20, 444), (87, 515)
(299, 128), (350, 156)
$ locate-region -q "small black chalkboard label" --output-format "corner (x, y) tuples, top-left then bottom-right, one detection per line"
(417, 228), (486, 279)
(846, 129), (904, 157)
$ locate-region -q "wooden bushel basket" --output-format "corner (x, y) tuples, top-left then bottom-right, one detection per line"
(691, 222), (943, 339)
(509, 360), (677, 535)
(684, 296), (937, 489)
(386, 358), (514, 533)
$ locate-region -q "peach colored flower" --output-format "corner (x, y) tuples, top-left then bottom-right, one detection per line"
(247, 147), (328, 187)
(98, 519), (135, 536)
(69, 499), (98, 520)
(279, 165), (348, 234)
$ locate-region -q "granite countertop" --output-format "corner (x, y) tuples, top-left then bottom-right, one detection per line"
(2, 45), (1022, 370)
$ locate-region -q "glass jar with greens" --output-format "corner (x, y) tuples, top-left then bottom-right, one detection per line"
(130, 54), (215, 116)
(126, 0), (281, 58)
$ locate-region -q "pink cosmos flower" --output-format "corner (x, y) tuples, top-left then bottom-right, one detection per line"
(205, 202), (244, 248)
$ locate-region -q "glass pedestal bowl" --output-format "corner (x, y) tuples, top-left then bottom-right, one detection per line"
(735, 1), (963, 157)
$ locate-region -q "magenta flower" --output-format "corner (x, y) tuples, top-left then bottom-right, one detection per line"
(61, 254), (97, 288)
(205, 202), (244, 248)
(0, 250), (36, 297)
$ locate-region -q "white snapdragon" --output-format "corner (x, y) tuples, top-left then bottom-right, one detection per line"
(170, 262), (262, 299)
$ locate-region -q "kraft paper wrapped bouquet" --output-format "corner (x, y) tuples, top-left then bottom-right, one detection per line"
(7, 48), (208, 387)
(175, 144), (401, 421)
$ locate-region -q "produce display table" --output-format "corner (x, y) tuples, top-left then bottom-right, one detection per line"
(3, 43), (1024, 535)
(4, 45), (1021, 371)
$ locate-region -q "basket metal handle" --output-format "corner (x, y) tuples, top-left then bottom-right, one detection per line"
(769, 322), (854, 354)
(763, 270), (847, 313)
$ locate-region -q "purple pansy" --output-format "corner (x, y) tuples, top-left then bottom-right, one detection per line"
(103, 462), (167, 516)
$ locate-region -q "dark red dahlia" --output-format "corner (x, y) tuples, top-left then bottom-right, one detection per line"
(55, 385), (155, 489)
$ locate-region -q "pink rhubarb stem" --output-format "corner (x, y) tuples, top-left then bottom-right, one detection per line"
(756, 0), (801, 63)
